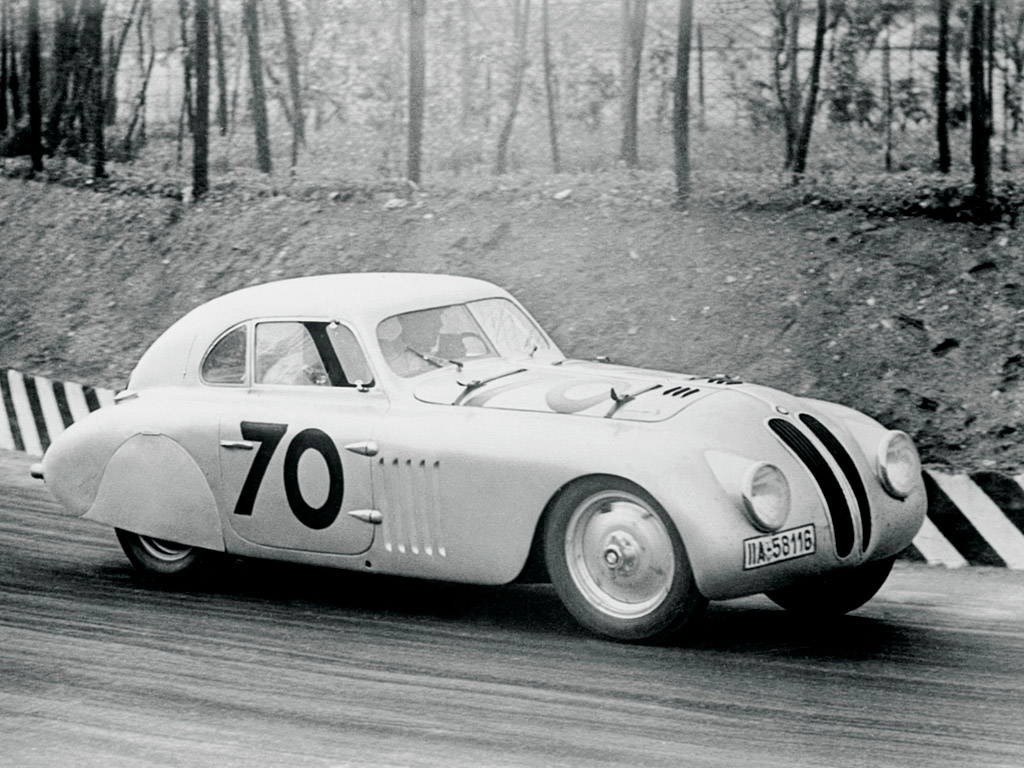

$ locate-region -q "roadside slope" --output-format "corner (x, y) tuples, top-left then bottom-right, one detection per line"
(2, 174), (1022, 472)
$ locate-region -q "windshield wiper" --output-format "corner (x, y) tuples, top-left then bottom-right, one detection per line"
(407, 347), (463, 371)
(453, 367), (527, 405)
(605, 383), (662, 418)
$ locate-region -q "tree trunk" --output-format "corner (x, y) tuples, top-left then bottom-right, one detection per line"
(27, 0), (41, 172)
(791, 0), (826, 180)
(494, 0), (530, 175)
(45, 0), (78, 153)
(459, 0), (472, 130)
(104, 0), (140, 126)
(408, 0), (425, 184)
(883, 27), (892, 172)
(179, 0), (194, 136)
(969, 0), (990, 215)
(936, 0), (951, 173)
(541, 0), (560, 173)
(243, 0), (271, 173)
(82, 0), (105, 177)
(8, 15), (19, 123)
(123, 0), (155, 155)
(673, 0), (693, 208)
(212, 0), (228, 136)
(193, 0), (209, 197)
(619, 0), (647, 167)
(277, 0), (304, 157)
(696, 21), (705, 130)
(1, 0), (8, 135)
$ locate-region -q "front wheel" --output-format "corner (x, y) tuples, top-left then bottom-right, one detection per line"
(766, 555), (896, 616)
(543, 477), (707, 644)
(115, 529), (218, 582)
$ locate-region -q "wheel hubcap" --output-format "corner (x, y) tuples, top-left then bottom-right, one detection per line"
(565, 491), (676, 619)
(138, 535), (193, 563)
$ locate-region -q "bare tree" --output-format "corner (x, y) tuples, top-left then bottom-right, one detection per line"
(495, 0), (530, 175)
(459, 0), (472, 130)
(969, 0), (991, 213)
(771, 0), (801, 169)
(278, 0), (304, 162)
(178, 0), (195, 136)
(104, 0), (140, 126)
(620, 0), (648, 167)
(791, 0), (827, 179)
(45, 0), (78, 153)
(673, 0), (693, 207)
(0, 0), (8, 135)
(243, 0), (272, 173)
(194, 0), (210, 197)
(8, 6), (18, 124)
(541, 0), (560, 172)
(408, 0), (425, 184)
(123, 0), (155, 155)
(936, 0), (951, 172)
(82, 0), (105, 177)
(27, 0), (41, 173)
(212, 0), (228, 136)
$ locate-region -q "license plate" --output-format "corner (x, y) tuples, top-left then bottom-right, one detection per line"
(743, 524), (816, 570)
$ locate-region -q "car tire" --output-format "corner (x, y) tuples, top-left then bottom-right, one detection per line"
(543, 476), (707, 644)
(765, 555), (896, 616)
(115, 528), (218, 582)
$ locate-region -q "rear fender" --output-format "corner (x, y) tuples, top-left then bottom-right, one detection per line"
(83, 433), (225, 551)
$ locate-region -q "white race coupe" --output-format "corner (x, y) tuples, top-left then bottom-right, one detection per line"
(34, 273), (926, 643)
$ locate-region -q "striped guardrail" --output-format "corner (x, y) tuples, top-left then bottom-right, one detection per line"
(0, 368), (114, 456)
(2, 367), (1022, 570)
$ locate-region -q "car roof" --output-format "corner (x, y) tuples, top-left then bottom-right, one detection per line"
(128, 272), (515, 389)
(190, 273), (507, 322)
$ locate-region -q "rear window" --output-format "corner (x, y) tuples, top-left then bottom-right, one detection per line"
(201, 326), (247, 385)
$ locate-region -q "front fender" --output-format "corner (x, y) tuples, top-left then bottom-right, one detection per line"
(83, 433), (224, 551)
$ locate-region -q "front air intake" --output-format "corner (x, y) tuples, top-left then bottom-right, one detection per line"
(768, 418), (855, 557)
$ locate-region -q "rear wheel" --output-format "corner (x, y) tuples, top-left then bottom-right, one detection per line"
(544, 477), (707, 644)
(766, 555), (896, 616)
(115, 529), (218, 582)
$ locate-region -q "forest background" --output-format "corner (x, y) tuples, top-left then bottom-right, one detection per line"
(2, 0), (1024, 473)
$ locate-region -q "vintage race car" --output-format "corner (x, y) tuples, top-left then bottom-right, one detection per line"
(34, 273), (926, 643)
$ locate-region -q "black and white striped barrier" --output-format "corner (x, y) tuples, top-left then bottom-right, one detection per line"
(1, 368), (114, 457)
(3, 367), (1023, 570)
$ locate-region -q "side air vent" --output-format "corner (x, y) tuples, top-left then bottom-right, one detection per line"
(800, 414), (872, 551)
(662, 386), (700, 398)
(769, 418), (855, 557)
(377, 456), (447, 558)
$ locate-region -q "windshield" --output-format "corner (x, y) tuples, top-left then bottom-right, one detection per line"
(377, 298), (551, 377)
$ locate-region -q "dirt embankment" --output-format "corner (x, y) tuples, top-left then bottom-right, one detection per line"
(2, 174), (1022, 472)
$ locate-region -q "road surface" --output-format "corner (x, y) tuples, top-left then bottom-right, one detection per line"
(1, 449), (1022, 767)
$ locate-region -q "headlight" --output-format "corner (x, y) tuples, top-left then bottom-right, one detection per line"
(877, 431), (920, 499)
(742, 462), (791, 532)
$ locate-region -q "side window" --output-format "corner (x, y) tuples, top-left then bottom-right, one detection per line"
(255, 321), (373, 388)
(256, 322), (329, 386)
(202, 326), (248, 385)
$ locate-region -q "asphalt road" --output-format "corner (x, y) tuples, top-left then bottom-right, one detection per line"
(2, 449), (1023, 768)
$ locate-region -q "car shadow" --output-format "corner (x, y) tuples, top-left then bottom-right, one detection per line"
(93, 555), (938, 658)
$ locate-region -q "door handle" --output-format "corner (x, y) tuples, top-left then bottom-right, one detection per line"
(220, 440), (255, 450)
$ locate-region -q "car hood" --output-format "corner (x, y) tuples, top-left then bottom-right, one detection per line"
(412, 359), (760, 422)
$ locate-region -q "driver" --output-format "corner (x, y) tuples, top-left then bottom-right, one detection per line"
(379, 310), (444, 376)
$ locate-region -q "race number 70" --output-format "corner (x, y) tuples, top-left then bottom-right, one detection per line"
(231, 421), (345, 530)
